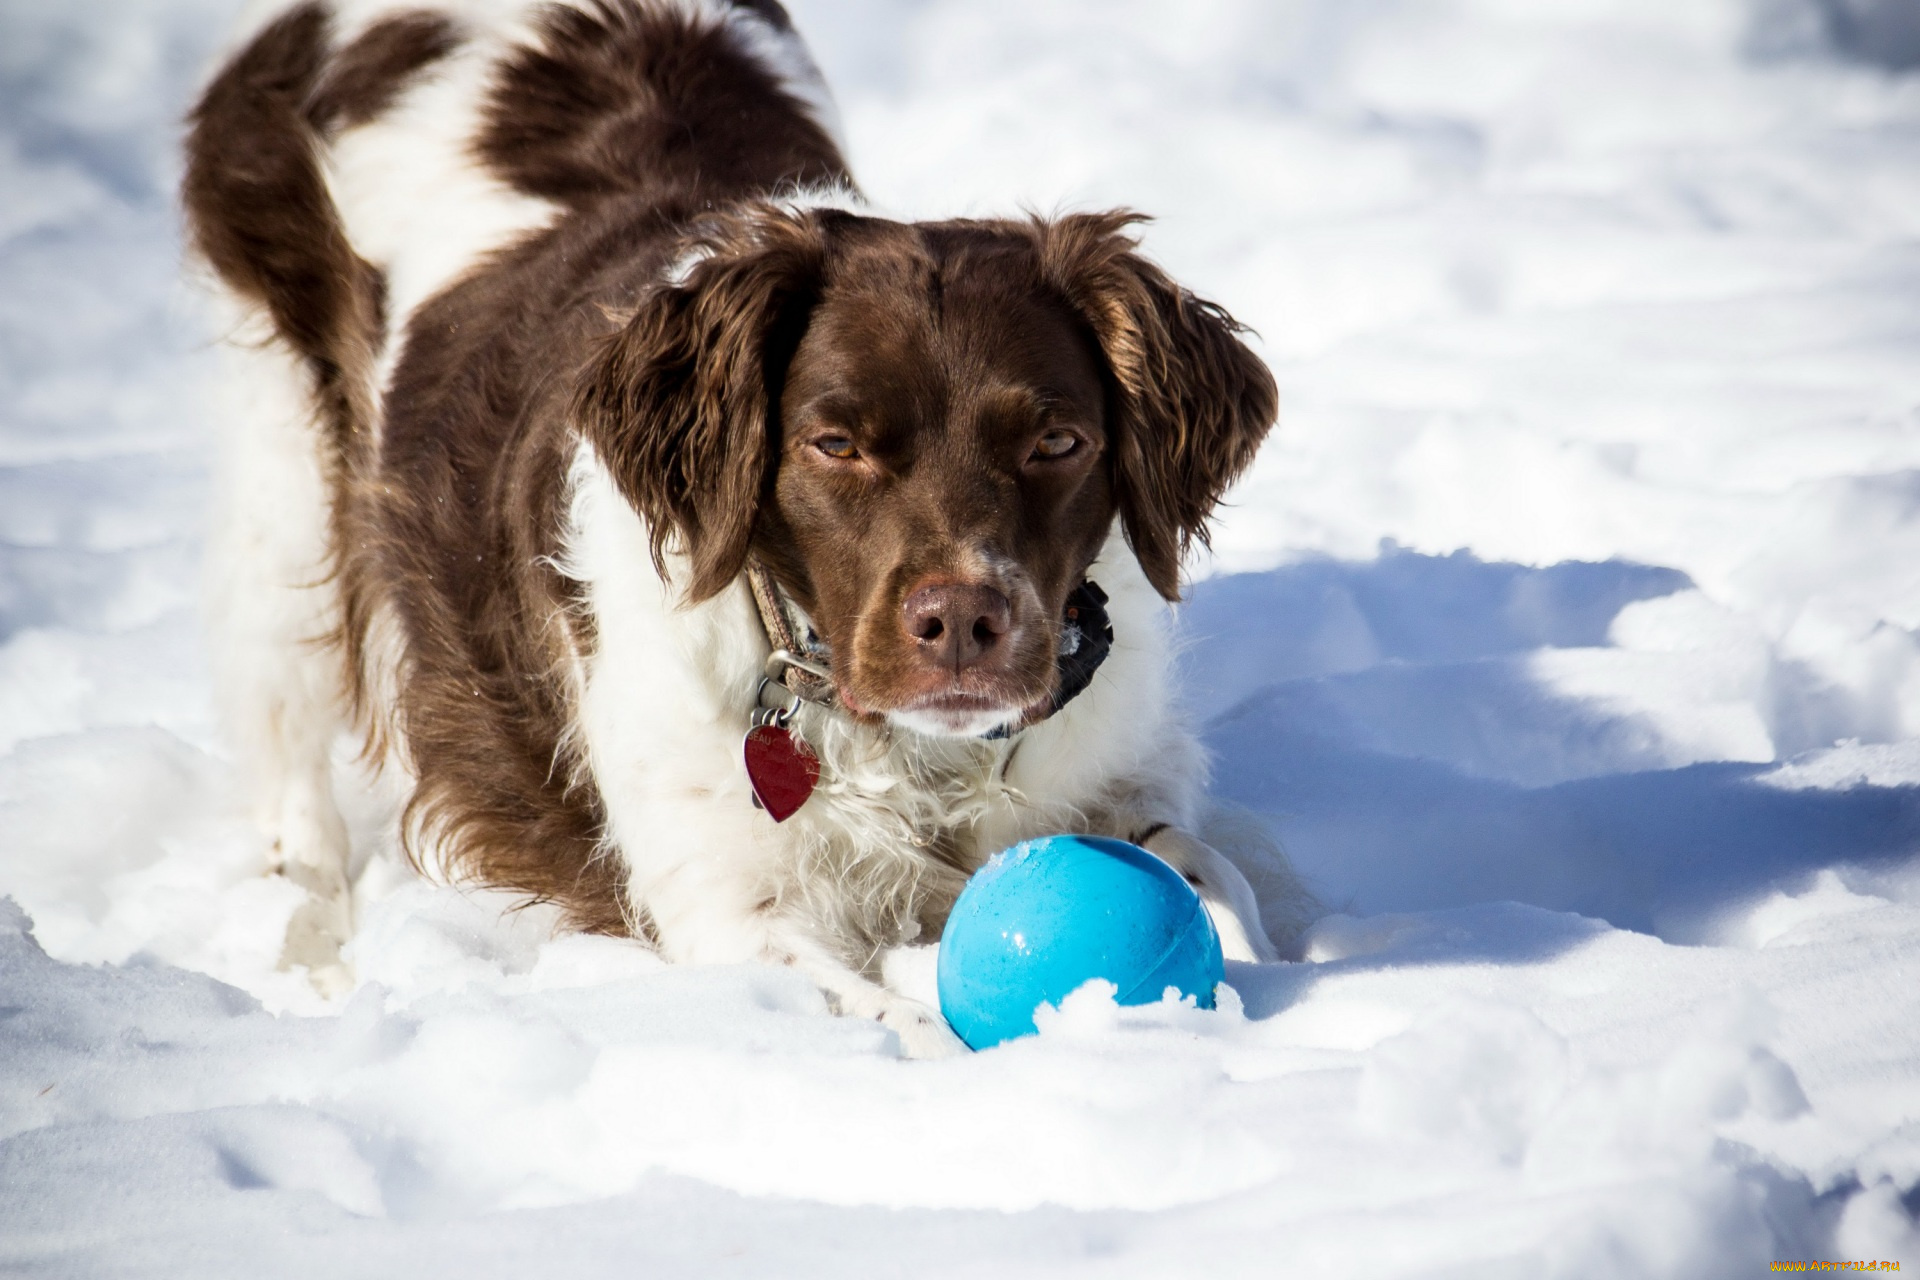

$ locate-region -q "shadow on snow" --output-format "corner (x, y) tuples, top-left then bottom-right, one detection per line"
(1182, 548), (1920, 944)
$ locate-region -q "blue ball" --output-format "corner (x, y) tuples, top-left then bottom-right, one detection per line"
(937, 834), (1225, 1050)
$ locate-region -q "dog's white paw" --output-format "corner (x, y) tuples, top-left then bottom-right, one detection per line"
(272, 861), (355, 997)
(835, 985), (967, 1058)
(1207, 902), (1281, 965)
(879, 998), (969, 1059)
(1143, 826), (1284, 965)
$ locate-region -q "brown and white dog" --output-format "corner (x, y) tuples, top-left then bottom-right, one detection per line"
(186, 0), (1309, 1054)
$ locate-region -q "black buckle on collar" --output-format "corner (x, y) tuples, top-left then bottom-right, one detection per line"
(982, 578), (1113, 740)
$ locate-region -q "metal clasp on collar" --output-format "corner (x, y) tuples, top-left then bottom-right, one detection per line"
(765, 647), (835, 707)
(753, 677), (800, 729)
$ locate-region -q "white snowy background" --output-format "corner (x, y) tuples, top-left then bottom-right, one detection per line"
(4, 0), (1920, 1273)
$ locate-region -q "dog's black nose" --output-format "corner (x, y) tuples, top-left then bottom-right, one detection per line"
(902, 582), (1012, 671)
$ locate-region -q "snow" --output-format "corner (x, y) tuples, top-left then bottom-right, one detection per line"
(3, 0), (1919, 1273)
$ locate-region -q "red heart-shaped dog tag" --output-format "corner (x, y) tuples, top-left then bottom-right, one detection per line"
(744, 724), (819, 822)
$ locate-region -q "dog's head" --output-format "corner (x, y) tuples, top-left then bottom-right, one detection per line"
(577, 206), (1275, 737)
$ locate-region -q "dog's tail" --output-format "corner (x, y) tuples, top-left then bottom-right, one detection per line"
(190, 3), (366, 464)
(184, 3), (459, 738)
(184, 3), (458, 463)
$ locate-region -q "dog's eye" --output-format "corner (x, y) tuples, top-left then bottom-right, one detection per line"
(1031, 431), (1079, 460)
(814, 436), (860, 460)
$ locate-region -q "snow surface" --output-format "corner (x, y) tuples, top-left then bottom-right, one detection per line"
(4, 0), (1920, 1273)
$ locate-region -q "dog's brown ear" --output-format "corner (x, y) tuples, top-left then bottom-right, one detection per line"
(1032, 211), (1277, 601)
(575, 207), (826, 602)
